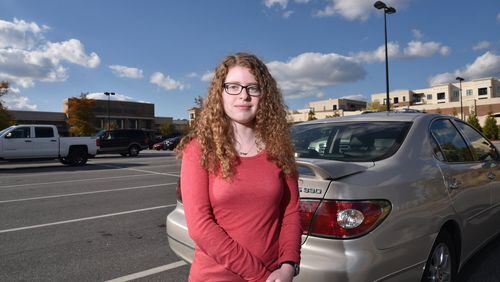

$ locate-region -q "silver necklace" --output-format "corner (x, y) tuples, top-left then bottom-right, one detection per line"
(238, 141), (256, 156)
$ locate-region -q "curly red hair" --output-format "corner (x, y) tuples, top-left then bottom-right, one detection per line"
(176, 53), (296, 179)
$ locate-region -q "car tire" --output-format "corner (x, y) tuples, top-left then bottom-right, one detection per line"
(67, 148), (88, 166)
(128, 145), (140, 157)
(421, 231), (457, 282)
(59, 158), (69, 165)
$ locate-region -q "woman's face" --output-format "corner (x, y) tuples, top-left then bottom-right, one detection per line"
(222, 66), (261, 126)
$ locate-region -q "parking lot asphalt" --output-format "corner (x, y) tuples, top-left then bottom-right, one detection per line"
(0, 151), (189, 281)
(1, 149), (499, 281)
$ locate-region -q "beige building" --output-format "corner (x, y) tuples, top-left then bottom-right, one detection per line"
(371, 77), (500, 119)
(288, 98), (367, 123)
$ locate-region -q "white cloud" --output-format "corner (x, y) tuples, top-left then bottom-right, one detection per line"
(315, 0), (408, 21)
(428, 52), (500, 85)
(411, 29), (423, 40)
(109, 65), (144, 79)
(472, 41), (491, 51)
(0, 18), (100, 88)
(353, 40), (450, 63)
(150, 72), (186, 90)
(187, 72), (198, 78)
(264, 0), (288, 9)
(283, 10), (294, 18)
(85, 92), (139, 102)
(352, 41), (400, 62)
(201, 71), (214, 82)
(403, 41), (450, 57)
(497, 13), (500, 22)
(267, 52), (366, 99)
(2, 93), (38, 111)
(0, 18), (48, 49)
(341, 94), (367, 101)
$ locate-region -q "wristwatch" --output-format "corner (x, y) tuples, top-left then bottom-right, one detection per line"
(280, 261), (300, 277)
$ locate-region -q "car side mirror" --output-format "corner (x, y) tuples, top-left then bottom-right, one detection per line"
(4, 132), (12, 139)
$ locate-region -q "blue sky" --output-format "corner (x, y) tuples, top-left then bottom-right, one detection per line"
(0, 0), (499, 119)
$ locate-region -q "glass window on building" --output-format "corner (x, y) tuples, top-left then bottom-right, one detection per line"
(478, 87), (487, 96)
(427, 94), (432, 100)
(453, 90), (459, 97)
(403, 96), (406, 102)
(437, 92), (445, 100)
(332, 105), (337, 110)
(394, 97), (399, 104)
(466, 89), (473, 96)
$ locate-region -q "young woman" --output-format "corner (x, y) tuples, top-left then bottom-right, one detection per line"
(176, 53), (301, 282)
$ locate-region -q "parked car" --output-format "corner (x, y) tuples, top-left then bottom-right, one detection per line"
(0, 124), (98, 166)
(96, 129), (149, 157)
(153, 140), (166, 151)
(164, 136), (181, 150)
(166, 112), (500, 281)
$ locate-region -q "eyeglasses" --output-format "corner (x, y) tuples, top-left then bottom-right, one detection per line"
(223, 83), (262, 97)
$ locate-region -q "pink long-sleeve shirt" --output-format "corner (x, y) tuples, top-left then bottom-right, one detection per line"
(180, 139), (301, 282)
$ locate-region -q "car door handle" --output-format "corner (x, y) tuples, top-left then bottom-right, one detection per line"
(25, 140), (32, 143)
(50, 140), (57, 142)
(448, 178), (460, 190)
(487, 172), (496, 180)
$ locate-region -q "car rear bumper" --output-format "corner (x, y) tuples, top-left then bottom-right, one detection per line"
(166, 204), (432, 281)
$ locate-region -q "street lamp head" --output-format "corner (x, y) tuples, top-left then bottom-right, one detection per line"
(374, 1), (387, 9)
(456, 77), (464, 82)
(386, 7), (396, 14)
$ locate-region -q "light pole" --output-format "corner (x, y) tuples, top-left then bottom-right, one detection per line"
(104, 92), (115, 130)
(456, 77), (464, 120)
(374, 1), (396, 112)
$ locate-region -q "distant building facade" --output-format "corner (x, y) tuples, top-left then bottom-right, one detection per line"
(7, 98), (187, 136)
(288, 98), (367, 123)
(371, 76), (500, 123)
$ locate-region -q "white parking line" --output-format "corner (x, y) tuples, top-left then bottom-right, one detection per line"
(0, 182), (177, 204)
(0, 163), (180, 179)
(98, 164), (180, 177)
(0, 204), (176, 234)
(0, 173), (164, 189)
(106, 260), (187, 282)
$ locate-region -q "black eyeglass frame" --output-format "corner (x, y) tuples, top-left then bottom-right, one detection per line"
(223, 83), (262, 97)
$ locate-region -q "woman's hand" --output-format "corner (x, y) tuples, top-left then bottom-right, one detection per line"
(265, 264), (294, 282)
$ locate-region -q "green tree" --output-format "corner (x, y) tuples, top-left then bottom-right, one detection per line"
(307, 109), (317, 121)
(0, 81), (15, 130)
(160, 121), (176, 136)
(482, 114), (498, 140)
(65, 96), (96, 136)
(466, 114), (482, 132)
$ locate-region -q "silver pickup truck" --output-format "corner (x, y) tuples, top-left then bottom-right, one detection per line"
(0, 124), (99, 166)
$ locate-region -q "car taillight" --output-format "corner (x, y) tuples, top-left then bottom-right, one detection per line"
(96, 138), (101, 147)
(300, 199), (391, 239)
(176, 179), (182, 203)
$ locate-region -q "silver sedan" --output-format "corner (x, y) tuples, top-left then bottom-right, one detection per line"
(166, 112), (500, 281)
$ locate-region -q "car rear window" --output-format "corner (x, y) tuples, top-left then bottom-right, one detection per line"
(292, 121), (412, 162)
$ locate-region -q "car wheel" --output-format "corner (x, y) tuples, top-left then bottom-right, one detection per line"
(59, 158), (69, 165)
(67, 148), (88, 166)
(421, 231), (457, 282)
(128, 145), (140, 157)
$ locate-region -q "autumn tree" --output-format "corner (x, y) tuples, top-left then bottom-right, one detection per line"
(367, 101), (392, 112)
(466, 114), (482, 132)
(482, 114), (498, 140)
(0, 81), (14, 130)
(65, 96), (96, 136)
(160, 121), (176, 137)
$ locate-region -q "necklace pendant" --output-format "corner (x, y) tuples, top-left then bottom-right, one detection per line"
(239, 151), (248, 156)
